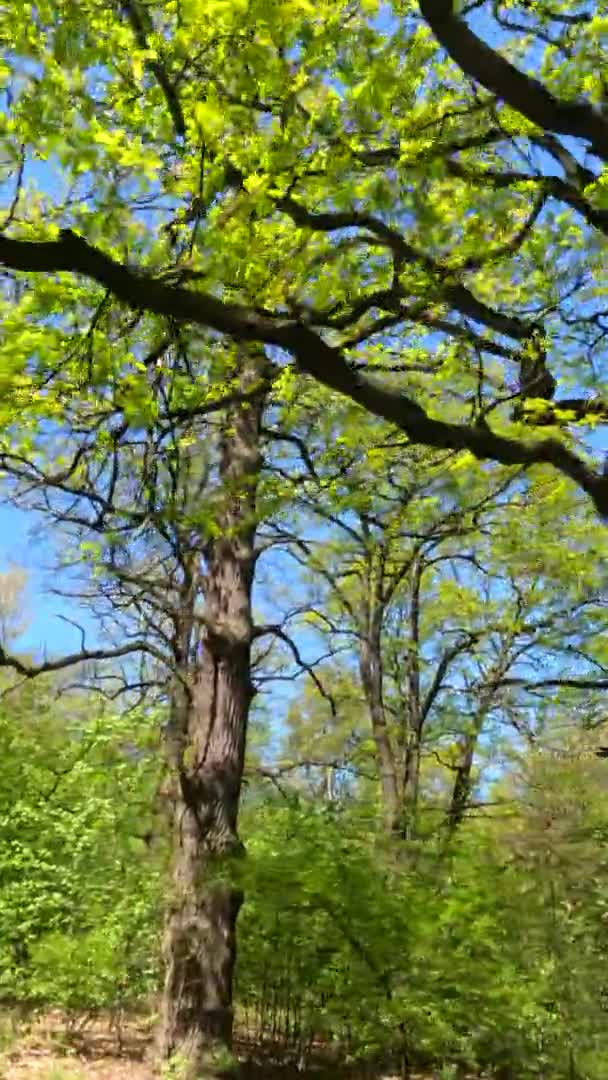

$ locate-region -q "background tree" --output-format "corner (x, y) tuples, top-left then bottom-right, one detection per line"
(0, 566), (29, 647)
(263, 396), (608, 842)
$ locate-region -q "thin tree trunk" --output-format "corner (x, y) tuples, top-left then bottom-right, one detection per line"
(400, 556), (423, 840)
(401, 735), (421, 840)
(446, 665), (508, 837)
(359, 634), (400, 833)
(160, 348), (268, 1078)
(358, 538), (403, 833)
(446, 725), (480, 835)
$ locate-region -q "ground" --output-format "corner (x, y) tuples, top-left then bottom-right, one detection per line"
(0, 1012), (445, 1078)
(0, 1011), (151, 1079)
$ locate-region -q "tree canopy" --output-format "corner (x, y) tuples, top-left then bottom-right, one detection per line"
(1, 0), (607, 512)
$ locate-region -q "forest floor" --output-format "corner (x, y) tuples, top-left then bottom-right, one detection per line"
(0, 1011), (454, 1079)
(0, 1010), (150, 1078)
(0, 1010), (155, 1079)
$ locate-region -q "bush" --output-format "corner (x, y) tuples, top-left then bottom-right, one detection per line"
(0, 681), (163, 1013)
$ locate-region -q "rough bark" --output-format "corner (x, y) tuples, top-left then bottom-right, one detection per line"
(159, 348), (267, 1079)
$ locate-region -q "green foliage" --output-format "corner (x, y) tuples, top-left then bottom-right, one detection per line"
(3, 674), (608, 1076)
(237, 792), (608, 1077)
(0, 0), (606, 519)
(0, 676), (164, 1013)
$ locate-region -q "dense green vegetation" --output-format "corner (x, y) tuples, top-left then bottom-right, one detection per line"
(0, 674), (162, 1016)
(1, 0), (607, 1076)
(3, 668), (608, 1078)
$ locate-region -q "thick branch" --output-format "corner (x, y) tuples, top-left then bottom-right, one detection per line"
(0, 230), (285, 342)
(2, 230), (608, 516)
(419, 1), (608, 162)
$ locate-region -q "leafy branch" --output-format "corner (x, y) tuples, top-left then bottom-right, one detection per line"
(2, 229), (608, 516)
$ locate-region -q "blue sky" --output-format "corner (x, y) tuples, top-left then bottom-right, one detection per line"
(0, 503), (98, 656)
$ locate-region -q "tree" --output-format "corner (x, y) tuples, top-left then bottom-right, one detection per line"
(487, 723), (608, 1078)
(0, 671), (162, 1016)
(0, 566), (29, 647)
(1, 2), (607, 1073)
(265, 399), (608, 840)
(0, 334), (273, 1074)
(158, 347), (268, 1074)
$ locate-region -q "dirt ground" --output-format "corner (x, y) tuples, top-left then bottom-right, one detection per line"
(0, 1011), (152, 1078)
(2, 1056), (150, 1079)
(0, 1013), (432, 1079)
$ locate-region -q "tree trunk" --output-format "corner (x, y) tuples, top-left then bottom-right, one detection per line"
(359, 634), (400, 834)
(446, 731), (478, 836)
(401, 734), (421, 840)
(400, 556), (423, 840)
(446, 680), (501, 837)
(159, 348), (267, 1078)
(445, 655), (513, 839)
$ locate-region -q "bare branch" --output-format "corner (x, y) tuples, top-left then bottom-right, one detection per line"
(0, 638), (166, 678)
(253, 623), (337, 716)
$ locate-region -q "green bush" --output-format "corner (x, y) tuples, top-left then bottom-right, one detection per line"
(0, 679), (163, 1012)
(236, 797), (608, 1077)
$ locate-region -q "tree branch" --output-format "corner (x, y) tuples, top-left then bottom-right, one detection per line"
(446, 158), (608, 238)
(274, 188), (534, 341)
(2, 230), (608, 516)
(419, 0), (608, 162)
(0, 639), (166, 678)
(120, 0), (186, 140)
(501, 676), (608, 692)
(252, 623), (337, 716)
(420, 632), (481, 723)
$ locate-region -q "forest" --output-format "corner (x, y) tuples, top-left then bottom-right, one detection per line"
(0, 1), (607, 1077)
